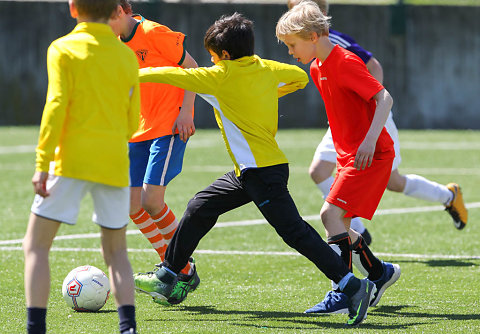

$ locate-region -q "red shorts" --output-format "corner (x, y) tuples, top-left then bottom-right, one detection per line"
(326, 156), (394, 220)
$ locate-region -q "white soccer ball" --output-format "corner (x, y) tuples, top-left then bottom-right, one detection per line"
(62, 265), (110, 312)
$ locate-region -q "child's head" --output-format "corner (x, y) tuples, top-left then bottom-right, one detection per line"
(69, 0), (119, 22)
(109, 0), (133, 36)
(276, 0), (330, 41)
(118, 0), (133, 15)
(276, 1), (331, 64)
(287, 0), (329, 14)
(204, 13), (255, 62)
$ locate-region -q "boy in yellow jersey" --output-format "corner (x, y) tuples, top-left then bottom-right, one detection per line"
(109, 0), (199, 305)
(23, 1), (139, 333)
(134, 13), (376, 326)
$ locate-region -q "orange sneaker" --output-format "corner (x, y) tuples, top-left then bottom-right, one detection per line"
(445, 183), (468, 230)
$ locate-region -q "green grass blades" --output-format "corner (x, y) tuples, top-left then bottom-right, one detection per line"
(1, 126), (479, 333)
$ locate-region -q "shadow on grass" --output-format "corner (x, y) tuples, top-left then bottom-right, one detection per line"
(393, 258), (478, 268)
(372, 304), (480, 321)
(143, 304), (442, 330)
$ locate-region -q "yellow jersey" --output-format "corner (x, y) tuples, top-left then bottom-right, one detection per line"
(139, 55), (308, 175)
(36, 22), (140, 187)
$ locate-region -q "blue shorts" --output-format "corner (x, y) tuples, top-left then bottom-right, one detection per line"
(129, 134), (187, 187)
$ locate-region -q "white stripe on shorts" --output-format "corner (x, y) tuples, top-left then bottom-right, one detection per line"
(160, 136), (175, 186)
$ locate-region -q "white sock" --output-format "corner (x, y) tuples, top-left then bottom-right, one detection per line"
(350, 217), (366, 234)
(403, 174), (453, 205)
(316, 176), (334, 199)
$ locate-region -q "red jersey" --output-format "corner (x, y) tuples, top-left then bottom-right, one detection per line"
(122, 15), (190, 142)
(310, 45), (394, 166)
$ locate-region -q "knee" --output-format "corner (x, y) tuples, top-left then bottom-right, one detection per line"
(387, 173), (406, 193)
(142, 197), (165, 217)
(309, 160), (335, 184)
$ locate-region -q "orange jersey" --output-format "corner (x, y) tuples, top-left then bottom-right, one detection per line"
(122, 15), (190, 142)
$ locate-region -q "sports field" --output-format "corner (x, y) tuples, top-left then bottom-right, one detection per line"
(1, 126), (479, 333)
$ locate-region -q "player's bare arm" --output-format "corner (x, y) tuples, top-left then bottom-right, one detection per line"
(354, 88), (393, 170)
(174, 51), (198, 142)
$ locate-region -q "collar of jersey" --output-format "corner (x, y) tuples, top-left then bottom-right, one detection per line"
(121, 14), (145, 43)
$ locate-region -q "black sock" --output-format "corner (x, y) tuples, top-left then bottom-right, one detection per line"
(118, 305), (136, 333)
(342, 276), (361, 298)
(328, 232), (352, 271)
(27, 307), (47, 334)
(352, 235), (383, 281)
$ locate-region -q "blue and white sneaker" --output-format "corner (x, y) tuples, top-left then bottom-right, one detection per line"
(370, 261), (401, 307)
(304, 290), (349, 314)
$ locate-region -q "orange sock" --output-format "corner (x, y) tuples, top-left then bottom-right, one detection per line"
(152, 204), (192, 275)
(130, 208), (166, 260)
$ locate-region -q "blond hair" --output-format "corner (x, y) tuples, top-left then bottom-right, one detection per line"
(276, 0), (331, 40)
(287, 0), (329, 14)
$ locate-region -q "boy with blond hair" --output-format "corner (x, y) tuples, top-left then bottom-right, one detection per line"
(134, 12), (376, 326)
(23, 1), (139, 333)
(276, 0), (401, 315)
(109, 0), (200, 306)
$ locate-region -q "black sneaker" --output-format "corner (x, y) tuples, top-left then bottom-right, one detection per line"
(167, 264), (200, 305)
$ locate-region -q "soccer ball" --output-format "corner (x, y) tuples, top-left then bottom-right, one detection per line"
(62, 265), (110, 312)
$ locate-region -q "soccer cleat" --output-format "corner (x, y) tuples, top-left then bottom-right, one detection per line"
(133, 264), (177, 304)
(370, 261), (401, 307)
(445, 183), (468, 230)
(346, 278), (376, 326)
(167, 264), (200, 305)
(304, 290), (349, 314)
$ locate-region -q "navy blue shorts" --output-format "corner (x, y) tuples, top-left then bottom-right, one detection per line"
(129, 134), (187, 187)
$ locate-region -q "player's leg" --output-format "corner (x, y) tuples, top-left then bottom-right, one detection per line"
(310, 128), (372, 243)
(128, 140), (167, 259)
(142, 135), (193, 275)
(92, 183), (136, 334)
(244, 164), (374, 326)
(24, 214), (60, 334)
(25, 175), (86, 333)
(136, 171), (251, 304)
(385, 113), (467, 229)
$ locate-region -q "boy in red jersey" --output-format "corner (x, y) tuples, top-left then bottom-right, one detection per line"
(109, 0), (199, 305)
(276, 0), (400, 313)
(23, 1), (139, 333)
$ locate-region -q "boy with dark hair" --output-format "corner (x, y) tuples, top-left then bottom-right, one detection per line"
(134, 12), (376, 326)
(23, 1), (139, 333)
(276, 0), (401, 316)
(109, 0), (200, 306)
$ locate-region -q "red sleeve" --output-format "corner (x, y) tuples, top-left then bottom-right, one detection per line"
(340, 54), (383, 101)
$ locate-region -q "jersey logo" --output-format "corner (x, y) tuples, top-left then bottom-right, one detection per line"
(136, 49), (148, 62)
(320, 77), (328, 81)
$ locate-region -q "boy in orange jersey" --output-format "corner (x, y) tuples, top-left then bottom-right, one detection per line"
(109, 0), (199, 305)
(23, 1), (139, 333)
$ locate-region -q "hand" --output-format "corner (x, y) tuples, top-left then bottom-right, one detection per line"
(32, 171), (49, 197)
(354, 139), (375, 170)
(172, 109), (195, 143)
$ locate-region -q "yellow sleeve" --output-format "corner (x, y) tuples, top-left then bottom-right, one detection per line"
(139, 65), (222, 95)
(127, 55), (141, 139)
(265, 60), (309, 97)
(36, 43), (71, 172)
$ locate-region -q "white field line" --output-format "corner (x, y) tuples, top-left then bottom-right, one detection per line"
(1, 246), (478, 260)
(1, 202), (479, 260)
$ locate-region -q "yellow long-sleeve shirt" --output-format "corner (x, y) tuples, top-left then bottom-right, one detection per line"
(36, 22), (140, 187)
(139, 55), (308, 175)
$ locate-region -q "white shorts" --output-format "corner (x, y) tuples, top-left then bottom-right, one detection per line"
(31, 175), (130, 229)
(313, 111), (401, 171)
